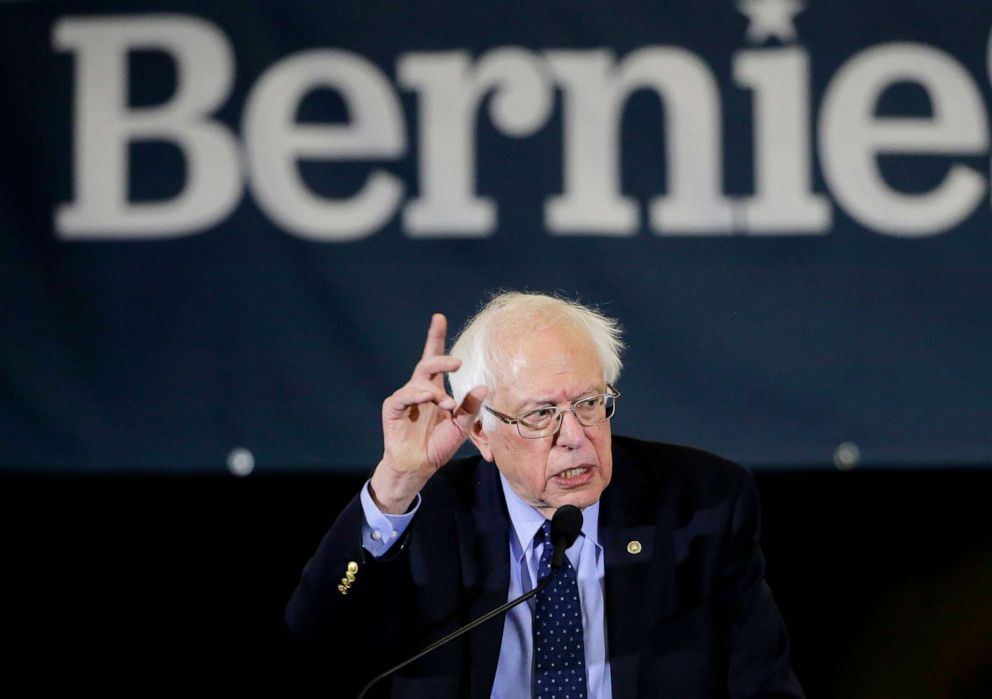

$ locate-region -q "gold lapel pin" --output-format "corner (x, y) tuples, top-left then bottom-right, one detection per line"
(626, 540), (643, 555)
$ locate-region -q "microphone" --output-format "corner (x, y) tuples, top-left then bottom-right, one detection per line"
(355, 505), (584, 699)
(549, 503), (583, 569)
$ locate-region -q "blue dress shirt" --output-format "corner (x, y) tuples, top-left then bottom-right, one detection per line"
(359, 479), (614, 698)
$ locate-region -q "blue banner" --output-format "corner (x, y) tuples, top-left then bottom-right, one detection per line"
(1, 1), (990, 472)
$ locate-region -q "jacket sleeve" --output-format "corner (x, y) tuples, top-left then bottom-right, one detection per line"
(285, 489), (419, 680)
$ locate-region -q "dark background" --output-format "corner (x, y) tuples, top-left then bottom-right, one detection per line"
(6, 467), (990, 698)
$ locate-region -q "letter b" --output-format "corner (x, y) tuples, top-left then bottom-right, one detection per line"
(54, 15), (241, 239)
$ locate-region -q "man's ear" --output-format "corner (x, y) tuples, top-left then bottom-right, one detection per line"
(469, 419), (495, 462)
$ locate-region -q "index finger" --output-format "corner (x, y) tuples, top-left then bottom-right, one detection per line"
(421, 313), (448, 360)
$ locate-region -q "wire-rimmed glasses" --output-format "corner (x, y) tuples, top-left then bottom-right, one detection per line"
(484, 385), (621, 439)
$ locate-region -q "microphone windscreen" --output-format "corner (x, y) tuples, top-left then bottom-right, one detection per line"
(551, 504), (583, 550)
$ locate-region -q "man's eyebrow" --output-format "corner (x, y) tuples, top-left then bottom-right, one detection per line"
(516, 385), (604, 410)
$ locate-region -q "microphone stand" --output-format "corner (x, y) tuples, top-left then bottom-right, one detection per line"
(355, 571), (557, 699)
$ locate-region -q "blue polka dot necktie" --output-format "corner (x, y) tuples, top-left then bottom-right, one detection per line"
(534, 520), (587, 698)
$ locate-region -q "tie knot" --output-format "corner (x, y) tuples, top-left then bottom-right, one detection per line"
(537, 519), (552, 546)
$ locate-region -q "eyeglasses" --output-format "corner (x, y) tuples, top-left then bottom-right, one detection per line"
(484, 385), (621, 439)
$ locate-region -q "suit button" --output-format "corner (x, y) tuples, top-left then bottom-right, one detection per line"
(340, 577), (351, 587)
(337, 584), (348, 595)
(627, 540), (643, 554)
(347, 561), (359, 574)
(345, 572), (356, 583)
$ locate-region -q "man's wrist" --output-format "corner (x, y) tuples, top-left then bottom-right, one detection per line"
(369, 465), (424, 514)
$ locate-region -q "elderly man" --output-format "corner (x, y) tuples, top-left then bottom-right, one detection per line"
(287, 292), (804, 699)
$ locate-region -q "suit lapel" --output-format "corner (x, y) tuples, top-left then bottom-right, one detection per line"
(601, 440), (676, 699)
(464, 460), (510, 699)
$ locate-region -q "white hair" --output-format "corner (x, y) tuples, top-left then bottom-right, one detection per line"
(448, 291), (624, 431)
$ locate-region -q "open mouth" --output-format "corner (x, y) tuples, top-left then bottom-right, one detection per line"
(552, 466), (592, 486)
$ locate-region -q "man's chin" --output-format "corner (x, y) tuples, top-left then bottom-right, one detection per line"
(550, 484), (604, 512)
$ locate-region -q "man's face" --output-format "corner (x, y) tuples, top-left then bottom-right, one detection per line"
(470, 326), (613, 519)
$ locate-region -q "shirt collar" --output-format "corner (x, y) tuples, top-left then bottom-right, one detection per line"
(498, 472), (601, 562)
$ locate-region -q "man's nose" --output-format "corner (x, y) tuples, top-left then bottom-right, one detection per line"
(554, 409), (588, 448)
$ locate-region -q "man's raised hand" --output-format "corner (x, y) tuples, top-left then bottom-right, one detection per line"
(370, 314), (487, 514)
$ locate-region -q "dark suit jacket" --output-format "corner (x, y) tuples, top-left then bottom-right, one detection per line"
(286, 436), (804, 698)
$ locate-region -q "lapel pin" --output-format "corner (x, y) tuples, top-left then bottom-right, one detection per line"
(626, 540), (643, 555)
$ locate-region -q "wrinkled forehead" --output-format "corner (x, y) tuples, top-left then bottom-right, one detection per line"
(488, 322), (603, 393)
